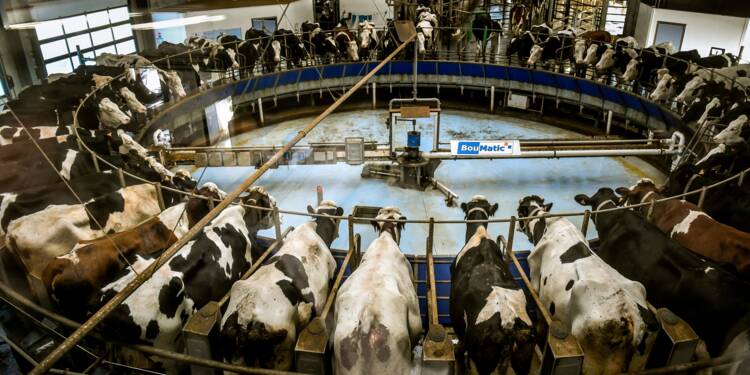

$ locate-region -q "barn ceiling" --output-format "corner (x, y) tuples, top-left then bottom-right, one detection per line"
(641, 0), (750, 18)
(147, 0), (295, 12)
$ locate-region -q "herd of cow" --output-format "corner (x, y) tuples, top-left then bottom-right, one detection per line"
(1, 16), (750, 375)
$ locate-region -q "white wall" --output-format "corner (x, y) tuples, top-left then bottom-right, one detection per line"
(635, 4), (750, 56)
(184, 3), (313, 38)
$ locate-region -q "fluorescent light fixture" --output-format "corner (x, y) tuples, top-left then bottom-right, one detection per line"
(131, 15), (226, 30)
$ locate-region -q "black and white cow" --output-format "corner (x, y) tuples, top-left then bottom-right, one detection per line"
(507, 31), (536, 63)
(358, 21), (378, 60)
(0, 172), (136, 237)
(713, 115), (748, 145)
(472, 12), (503, 62)
(94, 187), (276, 369)
(517, 195), (658, 373)
(331, 207), (422, 374)
(333, 207), (422, 374)
(333, 25), (359, 61)
(221, 200), (341, 369)
(451, 196), (534, 375)
(5, 182), (185, 281)
(186, 36), (240, 71)
(275, 29), (308, 68)
(575, 188), (750, 370)
(415, 6), (437, 56)
(675, 64), (750, 103)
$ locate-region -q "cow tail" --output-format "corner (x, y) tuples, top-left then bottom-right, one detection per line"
(221, 311), (287, 366)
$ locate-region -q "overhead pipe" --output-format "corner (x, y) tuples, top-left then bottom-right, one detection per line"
(30, 31), (417, 375)
(423, 148), (680, 160)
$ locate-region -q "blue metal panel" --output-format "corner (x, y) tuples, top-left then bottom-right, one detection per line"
(417, 61), (437, 75)
(508, 67), (532, 83)
(276, 70), (299, 86)
(531, 71), (557, 87)
(578, 80), (601, 97)
(461, 63), (484, 77)
(323, 64), (345, 79)
(233, 79), (254, 95)
(345, 63), (367, 77)
(299, 68), (320, 82)
(623, 94), (645, 112)
(255, 74), (277, 90)
(373, 62), (389, 75)
(663, 111), (683, 130)
(600, 86), (624, 104)
(643, 101), (665, 120)
(555, 75), (579, 92)
(484, 65), (508, 80)
(438, 62), (461, 76)
(390, 61), (413, 75)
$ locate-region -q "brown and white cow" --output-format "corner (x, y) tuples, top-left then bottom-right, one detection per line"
(221, 200), (342, 370)
(42, 183), (226, 320)
(6, 183), (176, 280)
(517, 195), (659, 374)
(333, 207), (422, 374)
(617, 179), (750, 274)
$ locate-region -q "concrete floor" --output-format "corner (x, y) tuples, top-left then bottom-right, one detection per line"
(191, 109), (665, 255)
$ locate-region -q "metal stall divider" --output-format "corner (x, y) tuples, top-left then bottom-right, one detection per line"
(182, 225), (294, 375)
(504, 216), (584, 375)
(294, 232), (361, 374)
(422, 218), (455, 374)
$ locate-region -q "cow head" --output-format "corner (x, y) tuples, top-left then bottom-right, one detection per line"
(172, 169), (198, 191)
(224, 48), (240, 69)
(698, 97), (722, 125)
(306, 200), (344, 247)
(649, 71), (675, 102)
(583, 44), (599, 65)
(371, 207), (407, 245)
(713, 115), (748, 145)
(574, 188), (621, 224)
(346, 40), (359, 61)
(242, 186), (277, 230)
(595, 48), (615, 72)
(359, 21), (375, 49)
(574, 39), (587, 64)
(621, 57), (640, 82)
(186, 182), (227, 228)
(527, 44), (544, 66)
(119, 87), (147, 114)
(516, 195), (552, 244)
(675, 76), (705, 103)
(271, 40), (281, 63)
(97, 97), (131, 128)
(460, 195), (498, 222)
(614, 178), (660, 206)
(158, 70), (186, 99)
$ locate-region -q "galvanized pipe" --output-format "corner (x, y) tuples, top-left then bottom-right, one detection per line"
(423, 148), (678, 159)
(30, 32), (417, 375)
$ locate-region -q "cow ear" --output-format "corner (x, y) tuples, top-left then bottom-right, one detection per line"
(460, 202), (468, 213)
(574, 194), (591, 206)
(489, 203), (499, 216)
(615, 187), (631, 197)
(398, 217), (407, 231)
(307, 205), (315, 214)
(335, 207), (344, 216)
(544, 202), (553, 212)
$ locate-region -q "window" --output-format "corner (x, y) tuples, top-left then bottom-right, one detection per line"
(605, 0), (627, 35)
(35, 6), (136, 77)
(710, 47), (726, 56)
(654, 21), (686, 51)
(252, 17), (277, 34)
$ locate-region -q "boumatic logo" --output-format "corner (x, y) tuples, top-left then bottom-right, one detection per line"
(457, 141), (513, 155)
